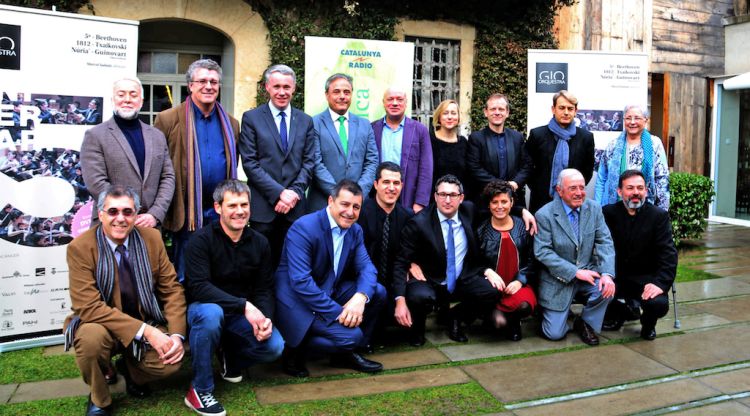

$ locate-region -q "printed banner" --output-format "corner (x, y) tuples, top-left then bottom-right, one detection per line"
(304, 36), (415, 121)
(0, 5), (138, 347)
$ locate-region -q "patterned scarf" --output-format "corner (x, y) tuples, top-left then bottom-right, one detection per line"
(184, 96), (237, 231)
(547, 117), (577, 197)
(600, 129), (655, 206)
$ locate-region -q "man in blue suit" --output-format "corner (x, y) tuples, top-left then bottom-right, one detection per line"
(308, 73), (379, 212)
(534, 168), (616, 346)
(275, 179), (386, 377)
(239, 64), (316, 265)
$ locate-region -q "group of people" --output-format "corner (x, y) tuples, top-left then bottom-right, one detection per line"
(64, 58), (677, 416)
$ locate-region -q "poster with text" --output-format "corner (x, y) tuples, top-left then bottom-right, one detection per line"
(304, 36), (415, 121)
(0, 5), (138, 348)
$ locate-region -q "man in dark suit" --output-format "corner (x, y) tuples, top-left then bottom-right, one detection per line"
(239, 64), (316, 265)
(81, 77), (175, 229)
(65, 185), (186, 416)
(525, 90), (595, 213)
(357, 162), (414, 341)
(602, 170), (677, 340)
(309, 73), (378, 212)
(275, 180), (386, 377)
(371, 87), (433, 213)
(467, 93), (530, 208)
(393, 175), (499, 345)
(534, 169), (615, 346)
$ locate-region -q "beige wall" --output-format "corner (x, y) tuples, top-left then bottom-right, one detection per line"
(84, 0), (270, 116)
(725, 17), (750, 74)
(395, 20), (475, 130)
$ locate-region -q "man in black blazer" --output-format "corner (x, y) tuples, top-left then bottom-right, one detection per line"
(392, 175), (499, 345)
(525, 90), (595, 213)
(602, 170), (677, 340)
(239, 64), (316, 265)
(467, 93), (530, 208)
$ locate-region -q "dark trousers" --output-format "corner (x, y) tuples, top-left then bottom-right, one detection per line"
(252, 216), (293, 268)
(605, 279), (670, 329)
(405, 272), (499, 336)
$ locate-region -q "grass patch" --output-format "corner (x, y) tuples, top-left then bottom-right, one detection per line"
(0, 347), (79, 384)
(675, 264), (722, 283)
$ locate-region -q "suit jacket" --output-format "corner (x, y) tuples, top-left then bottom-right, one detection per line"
(238, 104), (316, 223)
(533, 198), (615, 311)
(524, 125), (595, 213)
(308, 110), (379, 211)
(392, 202), (481, 298)
(81, 118), (175, 222)
(602, 202), (676, 291)
(371, 117), (433, 208)
(274, 209), (377, 347)
(153, 101), (240, 232)
(467, 126), (530, 207)
(66, 226), (186, 347)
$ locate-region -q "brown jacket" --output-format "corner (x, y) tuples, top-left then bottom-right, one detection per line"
(153, 101), (240, 232)
(66, 226), (186, 347)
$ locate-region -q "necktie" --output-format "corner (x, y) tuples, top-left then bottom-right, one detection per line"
(279, 111), (288, 153)
(569, 210), (579, 241)
(379, 213), (390, 282)
(116, 245), (140, 318)
(338, 115), (348, 155)
(446, 219), (457, 293)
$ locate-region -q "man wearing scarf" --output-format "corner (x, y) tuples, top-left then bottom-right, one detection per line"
(155, 59), (240, 281)
(524, 90), (595, 213)
(65, 185), (186, 416)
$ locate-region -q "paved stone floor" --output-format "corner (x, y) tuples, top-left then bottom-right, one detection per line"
(2, 222), (750, 414)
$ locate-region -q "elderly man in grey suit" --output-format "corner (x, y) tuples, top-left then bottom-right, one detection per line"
(308, 73), (378, 212)
(81, 77), (175, 228)
(534, 168), (615, 346)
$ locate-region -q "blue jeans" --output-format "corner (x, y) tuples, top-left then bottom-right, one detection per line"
(188, 302), (284, 393)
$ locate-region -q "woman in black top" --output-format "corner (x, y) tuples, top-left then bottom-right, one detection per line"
(430, 99), (471, 196)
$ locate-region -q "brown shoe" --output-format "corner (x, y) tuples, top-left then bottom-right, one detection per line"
(574, 317), (599, 346)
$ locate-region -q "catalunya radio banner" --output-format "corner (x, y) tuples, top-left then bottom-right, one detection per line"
(0, 5), (137, 349)
(304, 36), (415, 121)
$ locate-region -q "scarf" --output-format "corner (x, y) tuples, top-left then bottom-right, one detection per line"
(548, 117), (577, 197)
(184, 96), (237, 231)
(599, 129), (655, 206)
(64, 226), (166, 357)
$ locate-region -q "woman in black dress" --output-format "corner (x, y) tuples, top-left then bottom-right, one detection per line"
(430, 99), (471, 196)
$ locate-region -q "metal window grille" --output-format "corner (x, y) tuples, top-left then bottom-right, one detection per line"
(407, 37), (460, 128)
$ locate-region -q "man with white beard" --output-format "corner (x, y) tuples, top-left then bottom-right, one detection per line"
(81, 77), (175, 228)
(601, 169), (677, 340)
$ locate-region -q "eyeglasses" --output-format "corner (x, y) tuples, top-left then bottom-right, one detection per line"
(624, 116), (645, 122)
(104, 207), (136, 217)
(436, 192), (462, 200)
(190, 79), (221, 87)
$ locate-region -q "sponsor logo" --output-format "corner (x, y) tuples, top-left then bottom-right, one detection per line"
(23, 309), (36, 314)
(0, 23), (21, 70)
(35, 267), (45, 277)
(22, 319), (38, 327)
(340, 48), (381, 69)
(1, 309), (12, 316)
(51, 268), (57, 275)
(51, 287), (69, 292)
(24, 288), (40, 296)
(535, 62), (568, 93)
(1, 291), (16, 297)
(49, 318), (65, 326)
(1, 320), (13, 330)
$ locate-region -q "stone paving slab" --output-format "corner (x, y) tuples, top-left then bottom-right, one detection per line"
(9, 377), (124, 403)
(691, 296), (750, 322)
(690, 259), (750, 271)
(696, 367), (750, 394)
(461, 345), (675, 403)
(253, 367), (471, 405)
(669, 401), (750, 415)
(626, 324), (750, 372)
(599, 312), (731, 341)
(511, 378), (719, 416)
(439, 332), (585, 362)
(0, 384), (17, 404)
(672, 278), (750, 302)
(712, 267), (750, 278)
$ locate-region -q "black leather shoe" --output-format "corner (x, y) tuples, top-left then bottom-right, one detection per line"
(505, 320), (522, 342)
(447, 319), (468, 343)
(281, 348), (309, 378)
(101, 361), (117, 385)
(602, 318), (624, 331)
(436, 307), (450, 326)
(330, 352), (383, 373)
(574, 317), (599, 346)
(86, 395), (112, 416)
(355, 344), (374, 355)
(408, 332), (426, 347)
(640, 326), (657, 341)
(115, 358), (151, 398)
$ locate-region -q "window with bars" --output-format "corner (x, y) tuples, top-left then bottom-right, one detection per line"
(406, 36), (460, 128)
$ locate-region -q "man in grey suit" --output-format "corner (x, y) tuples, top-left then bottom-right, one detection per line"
(81, 77), (175, 228)
(534, 168), (615, 346)
(239, 64), (316, 265)
(308, 73), (378, 212)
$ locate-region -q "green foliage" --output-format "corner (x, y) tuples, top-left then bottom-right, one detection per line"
(1, 0), (93, 13)
(669, 172), (716, 246)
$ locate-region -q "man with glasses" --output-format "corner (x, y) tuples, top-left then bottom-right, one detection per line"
(65, 185), (186, 416)
(155, 59), (240, 281)
(82, 77), (175, 230)
(392, 175), (499, 345)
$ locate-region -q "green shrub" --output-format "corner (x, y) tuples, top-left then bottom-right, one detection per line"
(669, 172), (715, 246)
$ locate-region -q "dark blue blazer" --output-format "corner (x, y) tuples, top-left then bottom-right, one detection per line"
(274, 208), (377, 347)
